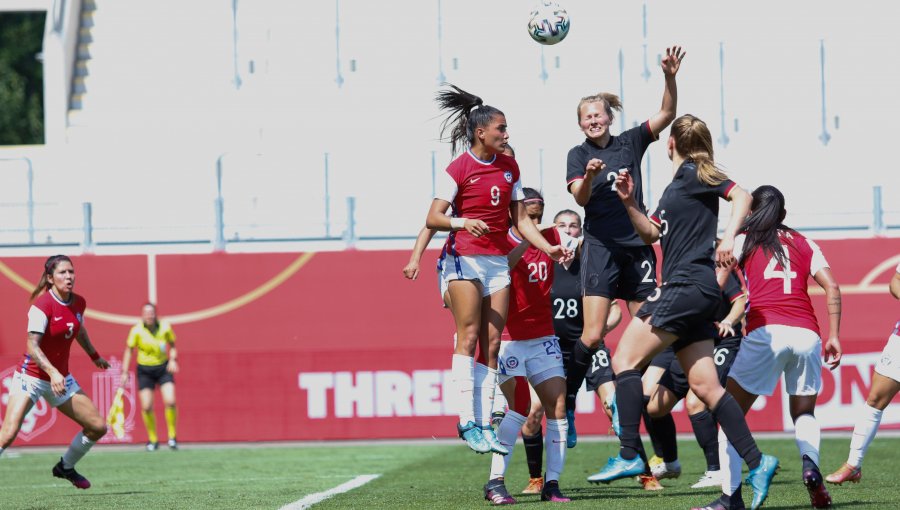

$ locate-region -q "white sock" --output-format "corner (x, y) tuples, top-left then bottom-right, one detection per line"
(489, 410), (526, 480)
(493, 381), (508, 414)
(793, 413), (821, 466)
(451, 354), (475, 425)
(718, 427), (742, 496)
(62, 432), (96, 469)
(0, 447), (4, 457)
(474, 363), (498, 427)
(545, 418), (568, 482)
(848, 404), (883, 467)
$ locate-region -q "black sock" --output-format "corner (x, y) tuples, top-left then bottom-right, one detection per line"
(615, 370), (645, 461)
(802, 453), (818, 473)
(523, 430), (543, 479)
(689, 410), (720, 471)
(711, 393), (761, 470)
(565, 340), (597, 410)
(650, 413), (678, 463)
(641, 396), (663, 458)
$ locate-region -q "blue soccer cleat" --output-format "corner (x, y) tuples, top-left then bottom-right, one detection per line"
(587, 453), (646, 484)
(565, 408), (577, 448)
(746, 454), (779, 510)
(481, 425), (510, 456)
(608, 393), (621, 437)
(457, 421), (490, 454)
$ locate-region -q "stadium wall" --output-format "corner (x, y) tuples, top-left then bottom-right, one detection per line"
(0, 238), (898, 446)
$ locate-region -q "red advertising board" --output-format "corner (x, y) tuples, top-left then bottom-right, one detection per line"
(0, 238), (897, 446)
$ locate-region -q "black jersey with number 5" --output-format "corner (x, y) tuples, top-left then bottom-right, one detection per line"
(550, 258), (583, 342)
(649, 160), (736, 295)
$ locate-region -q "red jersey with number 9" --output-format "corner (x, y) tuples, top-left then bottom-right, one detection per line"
(21, 291), (87, 380)
(437, 151), (521, 256)
(502, 228), (560, 341)
(735, 230), (829, 336)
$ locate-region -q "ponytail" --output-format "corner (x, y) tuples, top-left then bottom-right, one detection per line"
(436, 84), (503, 155)
(670, 114), (728, 186)
(31, 254), (72, 301)
(739, 185), (791, 269)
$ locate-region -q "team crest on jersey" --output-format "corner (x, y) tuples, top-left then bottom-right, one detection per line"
(504, 171), (512, 183)
(76, 313), (83, 323)
(506, 356), (520, 369)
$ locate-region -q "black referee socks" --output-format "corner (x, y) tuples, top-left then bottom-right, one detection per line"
(711, 392), (762, 470)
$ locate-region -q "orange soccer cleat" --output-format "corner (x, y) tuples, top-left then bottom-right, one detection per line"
(521, 477), (544, 494)
(825, 463), (861, 485)
(638, 474), (664, 491)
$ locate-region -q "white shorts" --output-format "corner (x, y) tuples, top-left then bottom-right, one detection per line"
(439, 254), (510, 298)
(12, 371), (81, 408)
(728, 324), (822, 396)
(875, 332), (900, 383)
(498, 336), (565, 387)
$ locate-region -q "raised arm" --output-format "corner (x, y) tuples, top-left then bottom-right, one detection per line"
(403, 226), (439, 280)
(77, 325), (110, 369)
(511, 202), (567, 262)
(715, 186), (751, 267)
(814, 267), (842, 370)
(647, 46), (685, 137)
(614, 170), (659, 244)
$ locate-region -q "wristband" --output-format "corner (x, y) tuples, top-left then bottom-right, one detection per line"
(450, 217), (466, 230)
(90, 351), (101, 361)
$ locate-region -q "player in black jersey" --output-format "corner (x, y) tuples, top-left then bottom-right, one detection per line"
(563, 46), (685, 449)
(592, 114), (778, 510)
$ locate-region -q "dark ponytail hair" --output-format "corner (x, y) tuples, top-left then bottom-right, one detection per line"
(31, 254), (73, 301)
(739, 185), (792, 269)
(436, 84), (504, 155)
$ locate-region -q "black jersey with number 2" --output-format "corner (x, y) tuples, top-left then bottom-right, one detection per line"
(550, 258), (583, 342)
(648, 160), (736, 295)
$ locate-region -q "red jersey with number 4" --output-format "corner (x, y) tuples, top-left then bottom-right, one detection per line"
(21, 291), (87, 380)
(503, 228), (560, 341)
(735, 230), (829, 335)
(437, 151), (521, 256)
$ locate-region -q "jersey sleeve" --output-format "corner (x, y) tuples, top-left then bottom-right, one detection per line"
(126, 326), (139, 348)
(511, 178), (525, 201)
(433, 168), (459, 203)
(565, 146), (586, 191)
(724, 271), (745, 302)
(714, 179), (738, 199)
(27, 304), (48, 334)
(806, 238), (830, 276)
(165, 323), (176, 345)
(632, 120), (657, 149)
(648, 208), (662, 229)
(733, 234), (747, 264)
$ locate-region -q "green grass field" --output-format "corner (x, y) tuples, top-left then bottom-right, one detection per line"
(0, 436), (896, 509)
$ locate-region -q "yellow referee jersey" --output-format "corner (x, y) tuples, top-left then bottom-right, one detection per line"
(126, 321), (176, 367)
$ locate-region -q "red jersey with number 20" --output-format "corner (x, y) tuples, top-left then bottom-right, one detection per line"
(735, 230), (828, 336)
(434, 151), (522, 256)
(21, 291), (87, 380)
(502, 228), (560, 341)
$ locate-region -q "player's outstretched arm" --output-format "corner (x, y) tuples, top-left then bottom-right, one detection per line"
(403, 226), (438, 280)
(648, 46), (685, 137)
(814, 267), (842, 370)
(716, 185), (751, 267)
(615, 170), (659, 244)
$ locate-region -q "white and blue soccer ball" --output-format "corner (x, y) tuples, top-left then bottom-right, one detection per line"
(527, 1), (570, 46)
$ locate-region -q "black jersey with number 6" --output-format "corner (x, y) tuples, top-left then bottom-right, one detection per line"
(649, 160), (736, 295)
(551, 258), (583, 343)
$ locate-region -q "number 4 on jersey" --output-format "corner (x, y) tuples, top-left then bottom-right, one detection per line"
(763, 255), (797, 293)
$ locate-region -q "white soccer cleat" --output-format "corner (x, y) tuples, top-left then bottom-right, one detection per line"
(691, 470), (723, 489)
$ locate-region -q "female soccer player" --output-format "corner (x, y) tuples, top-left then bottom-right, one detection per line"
(426, 85), (567, 455)
(0, 255), (110, 489)
(563, 46), (685, 447)
(120, 302), (180, 451)
(484, 188), (573, 504)
(826, 263), (900, 485)
(720, 185), (842, 509)
(589, 115), (779, 510)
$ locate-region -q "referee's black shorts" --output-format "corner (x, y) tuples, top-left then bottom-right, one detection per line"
(137, 362), (174, 390)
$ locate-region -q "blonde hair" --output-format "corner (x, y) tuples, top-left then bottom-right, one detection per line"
(576, 93), (622, 123)
(670, 114), (728, 186)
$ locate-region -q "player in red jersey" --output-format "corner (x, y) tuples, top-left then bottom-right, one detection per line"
(484, 188), (575, 504)
(721, 185), (842, 509)
(0, 255), (110, 489)
(425, 85), (568, 456)
(826, 263), (900, 485)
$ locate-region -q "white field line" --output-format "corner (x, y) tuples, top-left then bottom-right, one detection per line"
(279, 474), (380, 510)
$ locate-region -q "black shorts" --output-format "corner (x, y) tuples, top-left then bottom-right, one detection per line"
(713, 336), (741, 387)
(137, 362), (174, 390)
(658, 357), (689, 400)
(637, 283), (719, 352)
(649, 346), (675, 369)
(581, 236), (657, 301)
(585, 344), (614, 391)
(558, 336), (577, 370)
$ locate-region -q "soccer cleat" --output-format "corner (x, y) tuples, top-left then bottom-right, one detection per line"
(491, 411), (506, 430)
(457, 421), (491, 454)
(802, 459), (832, 509)
(691, 494), (746, 510)
(692, 470), (723, 489)
(648, 455), (664, 469)
(522, 477), (544, 494)
(540, 479), (571, 502)
(52, 458), (91, 489)
(484, 478), (517, 505)
(167, 438), (178, 450)
(481, 425), (510, 455)
(587, 453), (646, 484)
(145, 442), (159, 452)
(745, 454), (779, 510)
(637, 474), (664, 491)
(651, 459), (682, 480)
(608, 395), (621, 437)
(825, 463), (861, 485)
(565, 408), (577, 448)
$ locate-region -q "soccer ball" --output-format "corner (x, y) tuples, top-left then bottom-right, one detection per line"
(527, 1), (570, 45)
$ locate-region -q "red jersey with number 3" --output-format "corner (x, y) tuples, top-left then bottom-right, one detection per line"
(21, 291), (87, 380)
(436, 151), (522, 256)
(735, 230), (829, 335)
(503, 228), (560, 341)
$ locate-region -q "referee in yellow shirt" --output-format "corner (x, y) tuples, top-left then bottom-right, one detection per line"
(120, 303), (179, 451)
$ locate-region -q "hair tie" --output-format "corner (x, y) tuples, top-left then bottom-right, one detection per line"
(523, 198), (544, 204)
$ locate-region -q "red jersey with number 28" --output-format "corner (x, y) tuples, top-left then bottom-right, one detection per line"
(434, 151), (522, 256)
(502, 228), (561, 341)
(21, 291), (87, 380)
(735, 230), (828, 336)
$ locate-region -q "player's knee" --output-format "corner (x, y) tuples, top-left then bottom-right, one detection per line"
(866, 393), (891, 411)
(86, 422), (107, 440)
(690, 381), (723, 407)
